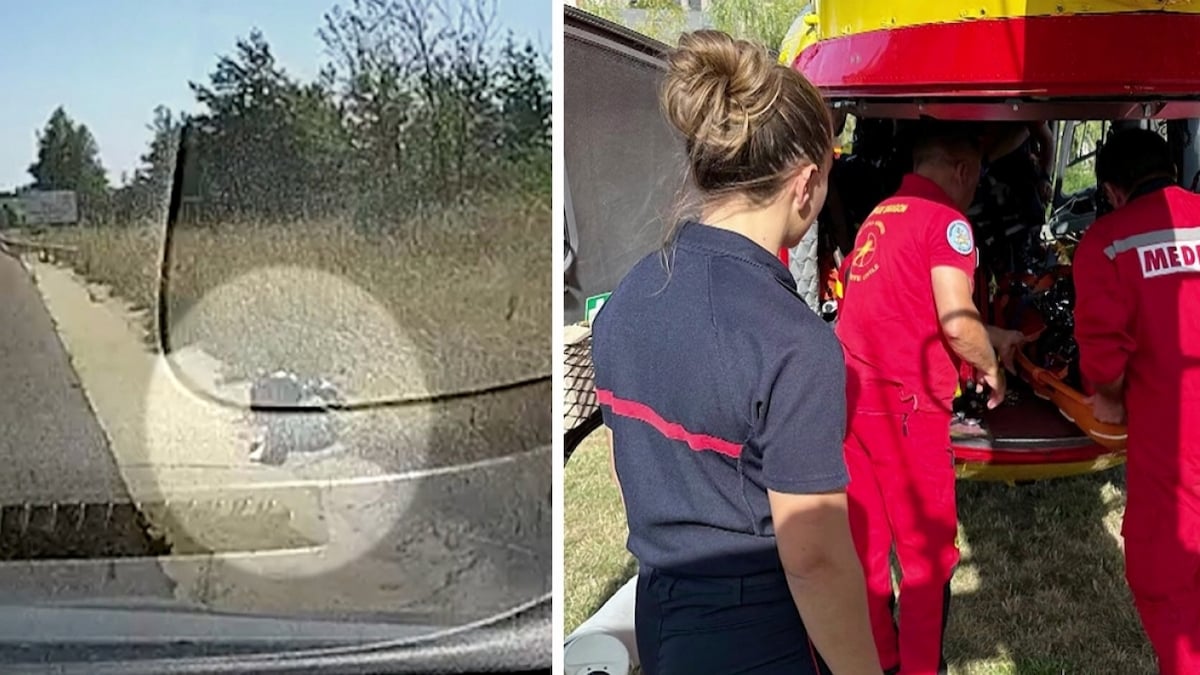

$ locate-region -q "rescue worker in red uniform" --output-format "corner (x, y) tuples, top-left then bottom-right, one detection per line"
(835, 121), (1026, 675)
(1073, 128), (1200, 675)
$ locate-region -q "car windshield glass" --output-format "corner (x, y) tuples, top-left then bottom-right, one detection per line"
(0, 0), (550, 656)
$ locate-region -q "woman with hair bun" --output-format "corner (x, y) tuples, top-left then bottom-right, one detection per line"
(590, 29), (881, 675)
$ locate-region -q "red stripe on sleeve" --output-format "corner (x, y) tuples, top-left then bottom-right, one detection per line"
(596, 388), (743, 458)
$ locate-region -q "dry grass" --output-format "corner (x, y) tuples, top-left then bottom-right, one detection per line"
(26, 195), (549, 396)
(565, 429), (1156, 674)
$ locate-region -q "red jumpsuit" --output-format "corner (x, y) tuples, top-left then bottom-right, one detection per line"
(1073, 183), (1200, 675)
(836, 174), (978, 675)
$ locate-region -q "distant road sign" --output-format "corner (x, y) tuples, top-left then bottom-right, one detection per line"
(19, 190), (78, 225)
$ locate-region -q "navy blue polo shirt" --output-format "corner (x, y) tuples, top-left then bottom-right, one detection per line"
(591, 221), (849, 577)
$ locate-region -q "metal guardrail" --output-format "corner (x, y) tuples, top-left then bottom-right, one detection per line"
(0, 233), (78, 262)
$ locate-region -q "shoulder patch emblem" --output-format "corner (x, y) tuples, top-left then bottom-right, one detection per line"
(946, 220), (974, 256)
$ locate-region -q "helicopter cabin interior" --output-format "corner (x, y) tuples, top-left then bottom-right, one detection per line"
(817, 112), (1198, 465)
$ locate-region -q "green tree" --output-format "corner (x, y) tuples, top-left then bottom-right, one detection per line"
(497, 38), (550, 157)
(495, 37), (551, 194)
(710, 0), (805, 52)
(578, 0), (806, 51)
(27, 106), (111, 221)
(112, 105), (184, 223)
(577, 0), (622, 23)
(97, 0), (548, 229)
(320, 0), (550, 222)
(579, 0), (687, 45)
(186, 29), (350, 222)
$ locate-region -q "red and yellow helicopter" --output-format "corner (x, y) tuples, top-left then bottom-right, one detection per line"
(778, 0), (1200, 481)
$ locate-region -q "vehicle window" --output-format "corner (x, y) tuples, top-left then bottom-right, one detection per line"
(1059, 120), (1106, 197)
(838, 113), (857, 154)
(1056, 120), (1172, 200)
(0, 0), (549, 666)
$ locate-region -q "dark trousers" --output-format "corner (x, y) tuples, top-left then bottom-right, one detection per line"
(635, 566), (833, 675)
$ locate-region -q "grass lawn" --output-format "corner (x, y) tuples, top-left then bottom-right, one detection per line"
(565, 429), (1156, 674)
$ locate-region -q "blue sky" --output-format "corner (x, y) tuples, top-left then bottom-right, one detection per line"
(0, 0), (549, 191)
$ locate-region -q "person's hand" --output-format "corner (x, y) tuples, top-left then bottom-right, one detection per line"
(1086, 393), (1126, 425)
(989, 329), (1030, 374)
(980, 366), (1006, 410)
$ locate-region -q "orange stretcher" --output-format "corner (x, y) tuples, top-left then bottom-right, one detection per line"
(950, 267), (1127, 482)
(1014, 347), (1128, 452)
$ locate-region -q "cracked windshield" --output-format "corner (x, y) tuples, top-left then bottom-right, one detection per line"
(0, 0), (549, 637)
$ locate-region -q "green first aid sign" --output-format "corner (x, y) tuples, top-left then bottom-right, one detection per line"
(585, 292), (611, 325)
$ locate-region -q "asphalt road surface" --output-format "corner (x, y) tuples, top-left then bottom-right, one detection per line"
(0, 249), (550, 626)
(0, 250), (174, 596)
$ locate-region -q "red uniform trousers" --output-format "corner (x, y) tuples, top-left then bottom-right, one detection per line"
(1123, 453), (1200, 675)
(844, 408), (958, 675)
(1068, 182), (1200, 673)
(1127, 535), (1200, 675)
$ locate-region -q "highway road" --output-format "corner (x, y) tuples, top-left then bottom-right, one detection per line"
(0, 248), (175, 597)
(0, 249), (131, 503)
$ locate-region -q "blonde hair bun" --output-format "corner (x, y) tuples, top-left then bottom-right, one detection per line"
(661, 30), (777, 160)
(659, 29), (832, 201)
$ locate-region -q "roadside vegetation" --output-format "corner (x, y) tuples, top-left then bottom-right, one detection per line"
(9, 0), (549, 380)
